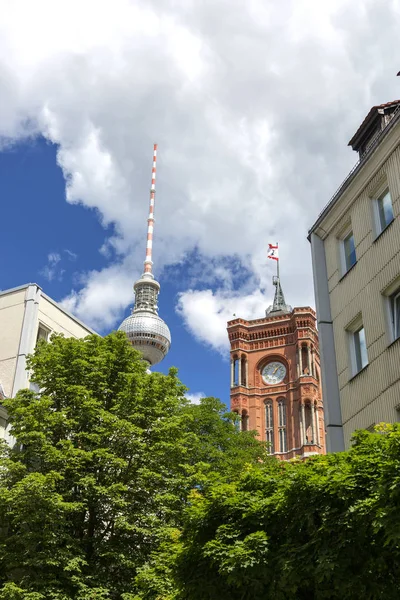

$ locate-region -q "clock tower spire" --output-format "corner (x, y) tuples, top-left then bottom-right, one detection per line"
(266, 244), (292, 315)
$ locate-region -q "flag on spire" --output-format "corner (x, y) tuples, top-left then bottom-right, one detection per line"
(267, 243), (279, 261)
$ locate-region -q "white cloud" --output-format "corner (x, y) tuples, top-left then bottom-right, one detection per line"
(39, 252), (62, 282)
(60, 260), (136, 331)
(177, 287), (268, 356)
(64, 249), (78, 261)
(1, 0), (400, 345)
(185, 392), (206, 405)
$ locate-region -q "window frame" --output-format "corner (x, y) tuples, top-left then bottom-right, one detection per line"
(36, 323), (51, 345)
(338, 223), (357, 277)
(277, 398), (287, 453)
(353, 326), (368, 373)
(391, 290), (400, 341)
(346, 314), (368, 377)
(372, 186), (394, 238)
(265, 401), (274, 454)
(382, 277), (400, 345)
(241, 410), (249, 432)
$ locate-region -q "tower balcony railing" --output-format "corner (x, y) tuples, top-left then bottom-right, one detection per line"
(298, 373), (319, 386)
(230, 382), (249, 390)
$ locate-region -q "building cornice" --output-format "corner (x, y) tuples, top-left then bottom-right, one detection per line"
(227, 306), (316, 329)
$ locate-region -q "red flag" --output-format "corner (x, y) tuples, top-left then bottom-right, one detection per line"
(267, 243), (279, 261)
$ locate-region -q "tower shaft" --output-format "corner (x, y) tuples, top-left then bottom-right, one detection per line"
(144, 144), (157, 275)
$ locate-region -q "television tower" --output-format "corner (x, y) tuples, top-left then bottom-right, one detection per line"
(118, 144), (171, 366)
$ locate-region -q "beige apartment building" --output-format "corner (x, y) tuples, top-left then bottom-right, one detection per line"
(309, 100), (400, 452)
(0, 283), (95, 442)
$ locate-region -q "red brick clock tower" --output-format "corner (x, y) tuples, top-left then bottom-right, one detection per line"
(227, 273), (325, 459)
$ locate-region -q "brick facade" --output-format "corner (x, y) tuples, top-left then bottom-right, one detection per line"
(227, 307), (326, 459)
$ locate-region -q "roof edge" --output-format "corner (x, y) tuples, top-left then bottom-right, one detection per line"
(0, 283), (42, 297)
(41, 291), (98, 336)
(0, 283), (98, 336)
(308, 102), (400, 239)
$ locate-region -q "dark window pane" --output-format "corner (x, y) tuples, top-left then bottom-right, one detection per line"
(378, 190), (394, 231)
(354, 326), (368, 372)
(344, 232), (356, 271)
(392, 292), (400, 340)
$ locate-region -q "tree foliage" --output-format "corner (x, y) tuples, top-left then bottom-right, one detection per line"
(0, 332), (264, 599)
(5, 331), (398, 599)
(166, 423), (400, 600)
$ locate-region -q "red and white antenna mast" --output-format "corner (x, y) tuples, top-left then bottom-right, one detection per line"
(143, 143), (158, 276)
(118, 142), (171, 366)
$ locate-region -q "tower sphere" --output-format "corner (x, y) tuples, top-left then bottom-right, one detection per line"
(118, 311), (171, 366)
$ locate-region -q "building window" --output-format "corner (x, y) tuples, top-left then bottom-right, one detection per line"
(382, 278), (400, 345)
(353, 326), (368, 373)
(347, 316), (368, 376)
(278, 399), (287, 453)
(375, 188), (394, 235)
(304, 403), (313, 443)
(265, 401), (274, 454)
(231, 356), (247, 387)
(301, 345), (308, 375)
(231, 356), (239, 386)
(390, 289), (400, 342)
(342, 231), (356, 273)
(240, 356), (247, 386)
(241, 410), (249, 431)
(0, 419), (7, 442)
(36, 324), (50, 345)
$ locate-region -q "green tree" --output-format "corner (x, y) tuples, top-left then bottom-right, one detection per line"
(0, 332), (264, 599)
(166, 424), (400, 600)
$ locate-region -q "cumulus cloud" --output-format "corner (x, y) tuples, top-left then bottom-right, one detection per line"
(1, 0), (400, 347)
(177, 288), (268, 355)
(60, 259), (136, 331)
(185, 392), (206, 405)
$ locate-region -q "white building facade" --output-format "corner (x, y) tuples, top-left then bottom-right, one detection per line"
(0, 283), (95, 441)
(309, 100), (400, 452)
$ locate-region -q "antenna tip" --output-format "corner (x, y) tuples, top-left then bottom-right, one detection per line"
(153, 143), (158, 150)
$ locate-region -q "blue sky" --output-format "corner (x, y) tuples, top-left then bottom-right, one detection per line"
(1, 0), (400, 406)
(0, 137), (231, 404)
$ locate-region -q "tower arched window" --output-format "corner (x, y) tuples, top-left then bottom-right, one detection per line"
(240, 356), (247, 386)
(232, 410), (240, 431)
(278, 398), (287, 453)
(241, 410), (249, 431)
(301, 345), (309, 375)
(232, 356), (239, 386)
(304, 402), (313, 444)
(265, 401), (274, 454)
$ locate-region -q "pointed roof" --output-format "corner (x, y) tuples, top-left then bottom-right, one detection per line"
(266, 276), (292, 317)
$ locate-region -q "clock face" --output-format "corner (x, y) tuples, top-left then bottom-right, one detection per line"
(262, 361), (287, 385)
